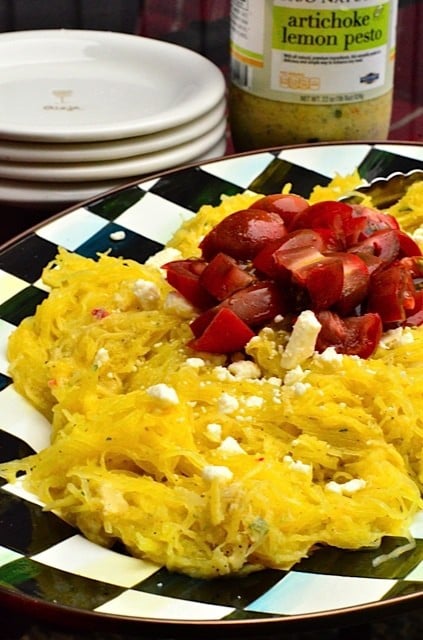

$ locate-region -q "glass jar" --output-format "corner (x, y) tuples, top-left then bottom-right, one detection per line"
(229, 0), (399, 151)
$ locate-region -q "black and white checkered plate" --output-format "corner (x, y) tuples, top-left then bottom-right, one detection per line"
(1, 142), (422, 636)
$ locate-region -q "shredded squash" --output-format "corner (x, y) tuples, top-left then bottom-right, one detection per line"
(1, 175), (423, 579)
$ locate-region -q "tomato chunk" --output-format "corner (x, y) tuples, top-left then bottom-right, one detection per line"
(351, 204), (400, 238)
(316, 310), (382, 358)
(348, 229), (400, 267)
(332, 252), (370, 316)
(292, 201), (366, 248)
(163, 259), (215, 309)
(220, 281), (289, 327)
(200, 209), (287, 261)
(188, 307), (255, 353)
(367, 263), (417, 325)
(405, 290), (423, 326)
(250, 193), (309, 228)
(199, 252), (254, 301)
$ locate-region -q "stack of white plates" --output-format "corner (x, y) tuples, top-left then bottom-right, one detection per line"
(0, 29), (227, 207)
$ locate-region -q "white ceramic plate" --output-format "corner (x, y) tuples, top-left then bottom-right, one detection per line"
(0, 29), (226, 143)
(0, 135), (227, 207)
(0, 119), (227, 182)
(0, 99), (227, 164)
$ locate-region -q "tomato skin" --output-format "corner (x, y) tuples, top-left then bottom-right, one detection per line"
(348, 229), (400, 266)
(200, 209), (287, 261)
(301, 257), (344, 311)
(405, 290), (423, 326)
(190, 281), (288, 339)
(188, 307), (255, 353)
(396, 231), (422, 258)
(351, 204), (400, 238)
(292, 200), (365, 247)
(330, 252), (370, 316)
(164, 259), (215, 309)
(250, 194), (309, 228)
(316, 310), (382, 359)
(220, 281), (289, 327)
(367, 263), (417, 325)
(199, 252), (254, 301)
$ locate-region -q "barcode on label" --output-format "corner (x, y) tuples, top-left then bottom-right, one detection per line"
(231, 58), (251, 89)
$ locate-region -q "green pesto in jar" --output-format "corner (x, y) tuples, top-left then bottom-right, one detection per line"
(229, 84), (393, 152)
(229, 0), (398, 151)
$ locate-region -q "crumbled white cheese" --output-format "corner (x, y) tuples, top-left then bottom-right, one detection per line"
(146, 383), (179, 406)
(217, 436), (246, 455)
(133, 279), (160, 309)
(326, 478), (367, 495)
(291, 382), (311, 396)
(206, 423), (222, 442)
(280, 310), (321, 370)
(228, 360), (261, 379)
(186, 357), (206, 368)
(244, 395), (264, 408)
(109, 230), (126, 241)
(379, 327), (415, 349)
(283, 365), (309, 386)
(145, 247), (182, 270)
(164, 291), (196, 318)
(283, 455), (312, 474)
(214, 366), (233, 382)
(93, 347), (109, 368)
(217, 392), (239, 414)
(202, 465), (233, 483)
(314, 346), (344, 365)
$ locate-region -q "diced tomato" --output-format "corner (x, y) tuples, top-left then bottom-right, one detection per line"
(291, 201), (366, 248)
(163, 258), (215, 309)
(395, 230), (422, 258)
(399, 255), (423, 278)
(249, 193), (309, 228)
(316, 310), (382, 359)
(254, 228), (339, 280)
(252, 238), (289, 279)
(405, 290), (423, 326)
(367, 263), (417, 325)
(330, 252), (370, 316)
(188, 307), (255, 353)
(220, 281), (289, 327)
(300, 257), (344, 311)
(348, 229), (400, 267)
(350, 204), (400, 238)
(199, 252), (254, 301)
(273, 244), (325, 282)
(200, 209), (287, 261)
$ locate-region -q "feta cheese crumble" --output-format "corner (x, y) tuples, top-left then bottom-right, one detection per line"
(217, 436), (246, 455)
(202, 465), (233, 483)
(326, 478), (367, 495)
(146, 383), (179, 406)
(133, 279), (160, 310)
(164, 291), (196, 318)
(280, 310), (321, 370)
(228, 360), (261, 379)
(93, 347), (109, 368)
(109, 230), (126, 242)
(217, 393), (239, 414)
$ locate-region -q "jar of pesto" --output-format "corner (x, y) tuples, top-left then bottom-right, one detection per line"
(229, 0), (398, 151)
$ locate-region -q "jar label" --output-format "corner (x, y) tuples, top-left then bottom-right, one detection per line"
(230, 0), (398, 105)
